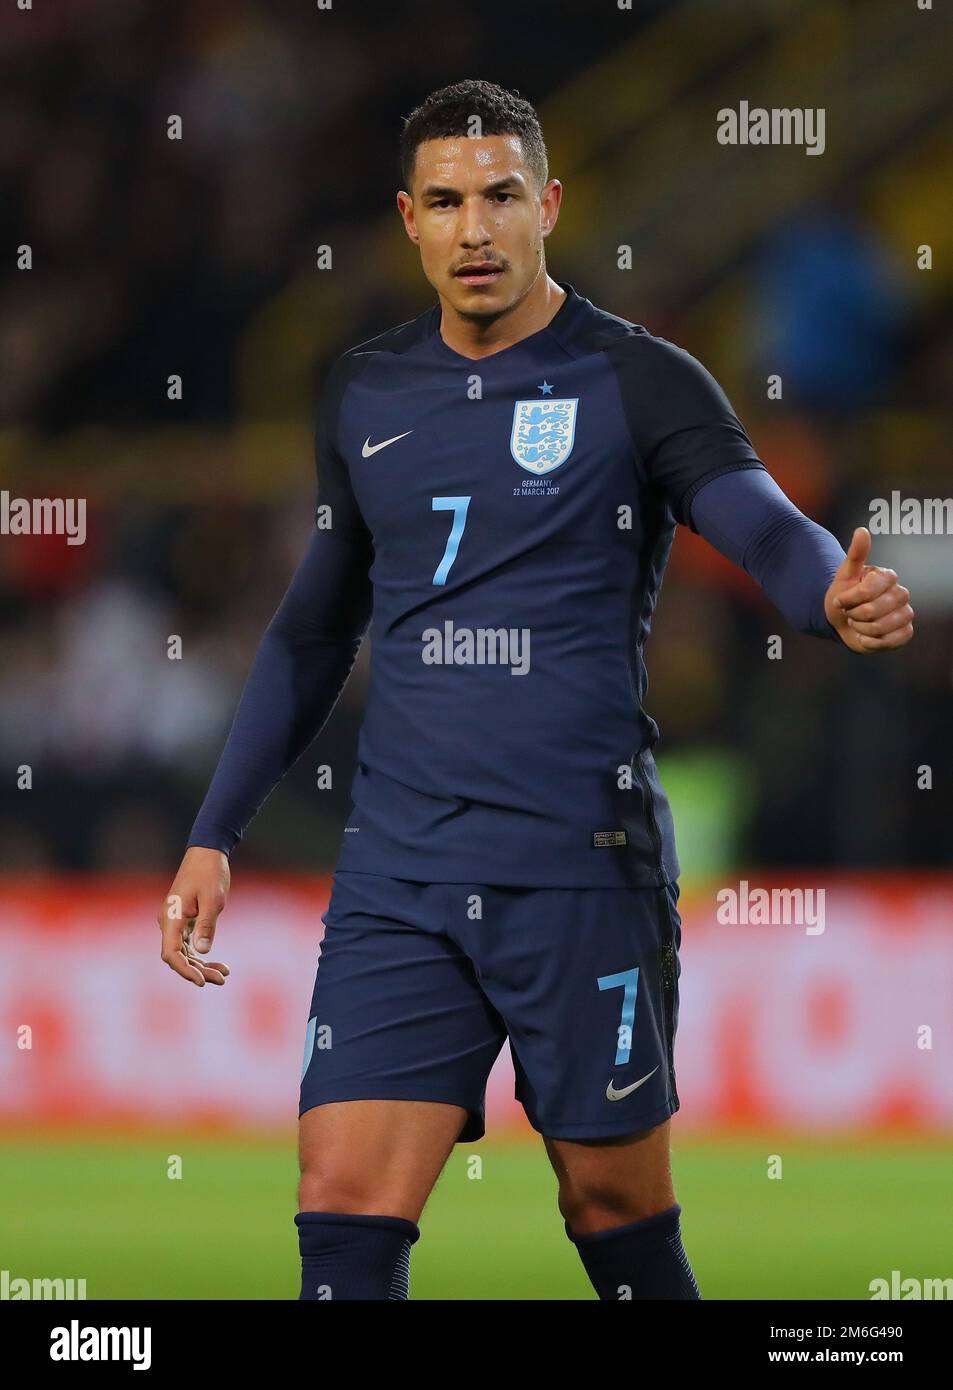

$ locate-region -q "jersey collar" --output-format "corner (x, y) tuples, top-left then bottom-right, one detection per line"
(429, 281), (589, 365)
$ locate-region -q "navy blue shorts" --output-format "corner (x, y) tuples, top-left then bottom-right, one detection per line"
(299, 871), (682, 1142)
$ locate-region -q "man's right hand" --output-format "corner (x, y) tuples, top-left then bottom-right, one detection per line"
(157, 846), (231, 987)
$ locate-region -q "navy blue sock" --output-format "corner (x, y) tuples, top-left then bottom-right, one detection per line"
(295, 1211), (420, 1300)
(567, 1203), (701, 1300)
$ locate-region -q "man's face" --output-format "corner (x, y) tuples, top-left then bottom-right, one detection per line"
(397, 134), (561, 320)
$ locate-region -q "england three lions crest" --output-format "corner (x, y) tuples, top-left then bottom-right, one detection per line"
(510, 398), (579, 475)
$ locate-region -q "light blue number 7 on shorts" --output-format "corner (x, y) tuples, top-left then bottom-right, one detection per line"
(597, 968), (640, 1066)
(301, 1016), (317, 1081)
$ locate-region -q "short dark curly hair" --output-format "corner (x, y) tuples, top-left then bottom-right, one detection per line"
(400, 79), (549, 192)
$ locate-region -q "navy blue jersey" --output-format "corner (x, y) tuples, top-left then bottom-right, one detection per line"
(187, 283), (843, 881)
(319, 283), (763, 887)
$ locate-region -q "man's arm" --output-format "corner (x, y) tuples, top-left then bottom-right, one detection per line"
(157, 352), (373, 987)
(606, 333), (913, 653)
(190, 347), (372, 852)
(690, 468), (914, 652)
(156, 522), (372, 988)
(689, 466), (843, 638)
(186, 523), (372, 853)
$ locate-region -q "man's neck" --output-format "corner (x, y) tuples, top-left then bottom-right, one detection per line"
(438, 273), (567, 360)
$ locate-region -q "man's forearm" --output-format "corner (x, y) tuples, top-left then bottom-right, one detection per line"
(187, 526), (372, 854)
(690, 466), (845, 638)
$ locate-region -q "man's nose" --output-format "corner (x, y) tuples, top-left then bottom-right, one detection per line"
(458, 200), (491, 249)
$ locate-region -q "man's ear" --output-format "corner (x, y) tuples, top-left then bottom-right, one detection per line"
(540, 178), (562, 238)
(396, 190), (419, 243)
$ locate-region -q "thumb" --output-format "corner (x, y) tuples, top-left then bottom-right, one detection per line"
(835, 526), (871, 583)
(191, 909), (218, 954)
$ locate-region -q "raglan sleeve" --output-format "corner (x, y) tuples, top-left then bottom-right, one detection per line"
(185, 358), (374, 855)
(609, 335), (844, 639)
(609, 335), (766, 527)
(312, 356), (371, 540)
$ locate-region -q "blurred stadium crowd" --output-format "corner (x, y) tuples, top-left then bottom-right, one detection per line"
(1, 0), (951, 876)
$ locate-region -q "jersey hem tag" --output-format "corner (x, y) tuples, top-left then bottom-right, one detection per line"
(592, 830), (628, 848)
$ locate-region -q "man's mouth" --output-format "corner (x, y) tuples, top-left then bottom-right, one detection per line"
(453, 263), (505, 286)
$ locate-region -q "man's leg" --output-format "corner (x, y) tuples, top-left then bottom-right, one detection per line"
(545, 1120), (700, 1300)
(450, 880), (695, 1300)
(298, 1098), (466, 1220)
(296, 1098), (466, 1300)
(295, 874), (505, 1301)
(545, 1118), (675, 1232)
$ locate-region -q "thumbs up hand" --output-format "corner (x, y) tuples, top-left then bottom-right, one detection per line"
(824, 527), (915, 653)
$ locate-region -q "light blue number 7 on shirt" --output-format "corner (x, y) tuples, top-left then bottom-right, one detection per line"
(431, 496), (471, 585)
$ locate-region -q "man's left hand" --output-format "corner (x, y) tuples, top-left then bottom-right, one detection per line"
(825, 527), (915, 653)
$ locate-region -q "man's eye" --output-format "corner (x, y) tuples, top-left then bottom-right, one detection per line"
(494, 193), (513, 203)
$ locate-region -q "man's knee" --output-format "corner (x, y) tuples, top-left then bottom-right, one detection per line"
(557, 1174), (665, 1230)
(551, 1128), (676, 1232)
(297, 1162), (421, 1222)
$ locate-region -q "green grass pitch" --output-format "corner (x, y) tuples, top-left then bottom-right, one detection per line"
(2, 1132), (949, 1300)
